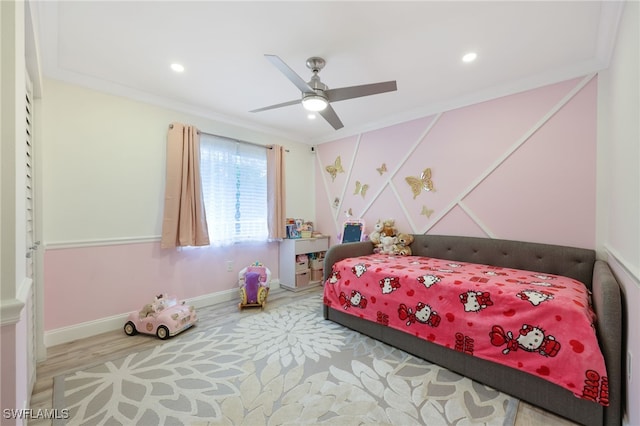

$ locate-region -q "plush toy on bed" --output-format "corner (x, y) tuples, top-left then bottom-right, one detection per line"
(380, 235), (398, 255)
(394, 233), (415, 256)
(369, 220), (384, 247)
(381, 219), (397, 237)
(371, 219), (398, 254)
(238, 262), (271, 310)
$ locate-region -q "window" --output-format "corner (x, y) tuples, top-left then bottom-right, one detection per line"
(199, 134), (268, 246)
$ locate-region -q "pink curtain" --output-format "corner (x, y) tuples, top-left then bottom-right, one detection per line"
(267, 144), (287, 240)
(161, 123), (210, 248)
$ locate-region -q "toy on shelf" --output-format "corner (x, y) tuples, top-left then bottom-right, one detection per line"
(124, 294), (197, 340)
(238, 261), (271, 310)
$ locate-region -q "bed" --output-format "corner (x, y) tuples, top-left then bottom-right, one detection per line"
(322, 234), (622, 426)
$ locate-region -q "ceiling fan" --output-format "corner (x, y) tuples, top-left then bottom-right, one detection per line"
(250, 54), (397, 130)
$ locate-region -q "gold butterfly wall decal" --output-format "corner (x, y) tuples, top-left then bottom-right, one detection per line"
(345, 208), (353, 217)
(405, 168), (434, 199)
(354, 181), (369, 198)
(325, 156), (344, 182)
(421, 205), (435, 218)
(376, 163), (387, 175)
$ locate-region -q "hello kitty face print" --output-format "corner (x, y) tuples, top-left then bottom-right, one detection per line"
(531, 274), (556, 281)
(460, 291), (494, 312)
(398, 302), (441, 327)
(489, 324), (561, 357)
(352, 263), (367, 278)
(516, 289), (554, 306)
(379, 276), (401, 294)
(339, 290), (367, 310)
(483, 270), (507, 277)
(529, 281), (553, 287)
(417, 274), (441, 288)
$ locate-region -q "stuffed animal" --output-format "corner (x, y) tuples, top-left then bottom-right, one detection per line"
(139, 293), (173, 318)
(369, 220), (384, 246)
(381, 219), (397, 238)
(139, 304), (155, 318)
(380, 235), (398, 255)
(394, 233), (414, 256)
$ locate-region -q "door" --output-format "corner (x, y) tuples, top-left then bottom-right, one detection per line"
(24, 71), (41, 393)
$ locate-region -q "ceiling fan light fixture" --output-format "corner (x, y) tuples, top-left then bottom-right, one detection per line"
(302, 95), (328, 112)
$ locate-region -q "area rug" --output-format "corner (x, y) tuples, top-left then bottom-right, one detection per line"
(54, 293), (519, 425)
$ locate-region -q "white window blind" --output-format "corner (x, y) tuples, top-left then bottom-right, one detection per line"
(200, 134), (268, 246)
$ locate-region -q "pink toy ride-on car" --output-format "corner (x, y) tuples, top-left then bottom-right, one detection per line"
(124, 294), (197, 340)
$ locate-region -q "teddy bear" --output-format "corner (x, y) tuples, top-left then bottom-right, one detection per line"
(379, 235), (398, 255)
(394, 233), (414, 256)
(368, 219), (383, 246)
(380, 219), (397, 238)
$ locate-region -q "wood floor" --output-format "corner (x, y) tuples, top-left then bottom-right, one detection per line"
(30, 286), (577, 426)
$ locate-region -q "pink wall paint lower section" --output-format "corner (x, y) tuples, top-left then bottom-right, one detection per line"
(44, 241), (279, 330)
(315, 76), (597, 249)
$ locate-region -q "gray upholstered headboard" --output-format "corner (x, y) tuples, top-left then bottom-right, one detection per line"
(325, 234), (596, 289)
(409, 235), (596, 288)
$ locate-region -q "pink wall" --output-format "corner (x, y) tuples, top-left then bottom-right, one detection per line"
(315, 76), (597, 249)
(44, 241), (279, 330)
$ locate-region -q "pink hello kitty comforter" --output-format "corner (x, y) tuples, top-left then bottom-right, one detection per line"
(323, 254), (610, 406)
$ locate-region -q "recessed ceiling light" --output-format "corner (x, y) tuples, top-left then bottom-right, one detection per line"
(307, 113), (317, 120)
(170, 63), (185, 73)
(462, 52), (477, 63)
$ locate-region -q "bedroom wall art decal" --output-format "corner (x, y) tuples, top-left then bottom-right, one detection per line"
(315, 74), (597, 249)
(421, 206), (435, 218)
(405, 167), (435, 198)
(354, 181), (369, 198)
(325, 156), (344, 181)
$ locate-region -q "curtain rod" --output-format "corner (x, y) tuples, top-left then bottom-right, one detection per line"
(168, 124), (288, 152)
(199, 130), (273, 150)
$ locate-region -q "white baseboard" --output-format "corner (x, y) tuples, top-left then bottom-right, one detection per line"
(44, 280), (280, 347)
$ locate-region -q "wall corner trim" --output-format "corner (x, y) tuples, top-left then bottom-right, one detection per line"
(0, 298), (26, 326)
(605, 244), (640, 285)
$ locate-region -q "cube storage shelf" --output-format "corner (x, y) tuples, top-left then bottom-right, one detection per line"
(279, 236), (329, 291)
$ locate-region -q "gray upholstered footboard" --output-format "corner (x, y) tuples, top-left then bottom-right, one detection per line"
(322, 235), (622, 426)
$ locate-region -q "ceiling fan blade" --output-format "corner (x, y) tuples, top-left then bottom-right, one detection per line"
(265, 54), (314, 94)
(250, 99), (300, 113)
(326, 80), (397, 103)
(319, 104), (344, 130)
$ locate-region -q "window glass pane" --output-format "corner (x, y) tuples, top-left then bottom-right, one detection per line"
(200, 134), (268, 246)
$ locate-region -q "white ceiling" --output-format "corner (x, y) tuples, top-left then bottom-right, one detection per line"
(33, 1), (624, 144)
